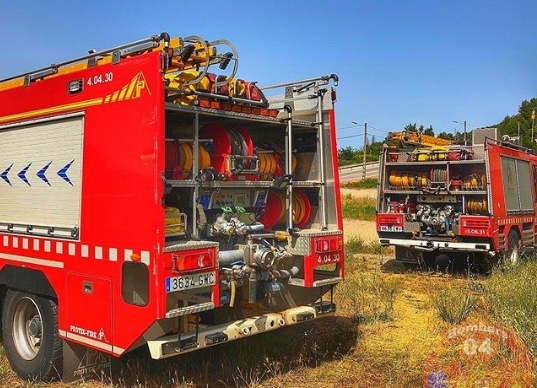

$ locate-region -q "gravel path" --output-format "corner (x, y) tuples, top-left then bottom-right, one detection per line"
(341, 188), (378, 244)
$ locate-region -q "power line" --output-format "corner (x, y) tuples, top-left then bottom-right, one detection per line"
(337, 134), (364, 140)
(337, 123), (386, 134)
(367, 124), (387, 134)
(336, 124), (360, 131)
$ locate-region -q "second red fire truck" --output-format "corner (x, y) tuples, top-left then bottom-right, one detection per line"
(376, 130), (537, 270)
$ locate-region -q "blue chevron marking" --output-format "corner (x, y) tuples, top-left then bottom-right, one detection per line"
(1, 164), (13, 186)
(37, 161), (52, 186)
(58, 160), (74, 186)
(18, 163), (32, 186)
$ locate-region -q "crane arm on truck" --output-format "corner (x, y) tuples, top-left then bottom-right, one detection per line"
(385, 130), (453, 148)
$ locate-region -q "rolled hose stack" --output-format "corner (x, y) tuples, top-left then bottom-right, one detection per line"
(256, 143), (297, 180)
(462, 173), (486, 190)
(200, 123), (255, 178)
(257, 151), (278, 179)
(466, 199), (487, 214)
(259, 190), (311, 230)
(430, 168), (447, 183)
(388, 170), (428, 189)
(165, 140), (211, 179)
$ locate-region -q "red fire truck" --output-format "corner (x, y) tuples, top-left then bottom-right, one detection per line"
(0, 33), (343, 381)
(376, 130), (537, 270)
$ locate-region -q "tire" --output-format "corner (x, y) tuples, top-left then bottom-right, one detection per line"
(506, 230), (520, 266)
(2, 290), (62, 381)
(421, 252), (437, 269)
(401, 262), (419, 271)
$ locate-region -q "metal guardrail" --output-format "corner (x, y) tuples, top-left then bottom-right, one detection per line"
(339, 161), (378, 170)
(338, 161), (379, 182)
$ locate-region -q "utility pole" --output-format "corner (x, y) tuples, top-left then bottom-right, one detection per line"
(362, 122), (368, 180)
(453, 120), (467, 145)
(531, 108), (535, 148)
(463, 120), (467, 145)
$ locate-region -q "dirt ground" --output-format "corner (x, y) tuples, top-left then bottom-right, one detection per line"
(340, 188), (378, 244)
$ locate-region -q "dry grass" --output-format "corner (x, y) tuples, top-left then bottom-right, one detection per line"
(0, 254), (535, 388)
(431, 283), (477, 324)
(0, 188), (535, 387)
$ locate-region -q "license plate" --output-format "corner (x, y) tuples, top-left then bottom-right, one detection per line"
(165, 271), (216, 293)
(379, 225), (403, 232)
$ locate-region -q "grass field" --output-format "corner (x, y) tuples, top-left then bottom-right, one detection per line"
(0, 190), (535, 387)
(341, 195), (376, 221)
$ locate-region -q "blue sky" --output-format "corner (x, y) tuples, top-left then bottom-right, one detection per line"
(1, 0), (535, 149)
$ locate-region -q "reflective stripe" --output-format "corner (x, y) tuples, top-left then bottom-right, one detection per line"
(65, 332), (113, 353)
(0, 234), (151, 265)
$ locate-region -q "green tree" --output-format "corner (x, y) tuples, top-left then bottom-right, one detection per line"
(437, 132), (454, 140)
(338, 146), (359, 165)
(423, 125), (434, 136)
(368, 141), (383, 159)
(496, 98), (537, 149)
(404, 123), (418, 132)
(338, 146), (356, 160)
(404, 123), (435, 136)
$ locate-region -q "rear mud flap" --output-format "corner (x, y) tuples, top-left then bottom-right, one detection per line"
(62, 340), (112, 382)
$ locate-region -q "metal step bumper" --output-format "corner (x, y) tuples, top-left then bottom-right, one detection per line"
(380, 238), (493, 254)
(147, 305), (317, 359)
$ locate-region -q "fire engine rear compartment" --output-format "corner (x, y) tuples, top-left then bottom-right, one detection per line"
(376, 135), (537, 269)
(146, 86), (344, 358)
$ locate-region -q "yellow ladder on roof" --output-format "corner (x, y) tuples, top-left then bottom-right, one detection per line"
(0, 33), (237, 93)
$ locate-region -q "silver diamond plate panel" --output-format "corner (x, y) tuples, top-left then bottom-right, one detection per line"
(287, 230), (343, 255)
(164, 240), (219, 253)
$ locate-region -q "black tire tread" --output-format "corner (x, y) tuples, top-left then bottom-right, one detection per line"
(506, 229), (520, 266)
(2, 290), (63, 381)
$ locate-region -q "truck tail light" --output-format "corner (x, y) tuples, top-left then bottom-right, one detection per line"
(377, 214), (404, 225)
(173, 252), (214, 272)
(315, 236), (343, 253)
(461, 218), (490, 228)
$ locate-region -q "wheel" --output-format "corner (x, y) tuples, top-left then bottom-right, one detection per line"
(401, 262), (419, 271)
(472, 253), (494, 274)
(2, 290), (62, 381)
(421, 252), (437, 270)
(506, 230), (520, 266)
